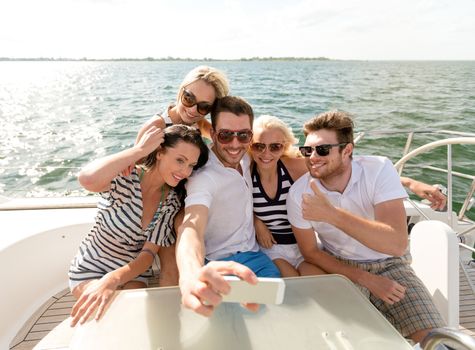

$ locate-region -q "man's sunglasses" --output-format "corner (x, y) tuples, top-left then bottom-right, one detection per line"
(181, 88), (213, 116)
(251, 142), (284, 153)
(216, 129), (253, 144)
(299, 143), (348, 157)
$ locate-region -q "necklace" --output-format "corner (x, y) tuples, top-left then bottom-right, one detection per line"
(158, 184), (166, 212)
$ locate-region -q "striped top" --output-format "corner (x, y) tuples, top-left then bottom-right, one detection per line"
(252, 160), (297, 245)
(69, 168), (182, 284)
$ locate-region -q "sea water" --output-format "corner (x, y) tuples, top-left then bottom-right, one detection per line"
(0, 60), (474, 217)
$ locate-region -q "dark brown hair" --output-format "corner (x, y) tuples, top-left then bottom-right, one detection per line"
(210, 96), (254, 129)
(139, 124), (208, 171)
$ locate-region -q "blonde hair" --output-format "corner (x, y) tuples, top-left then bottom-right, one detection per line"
(176, 66), (229, 103)
(253, 115), (301, 157)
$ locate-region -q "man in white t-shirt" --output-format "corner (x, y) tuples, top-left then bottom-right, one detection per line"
(176, 96), (280, 317)
(287, 110), (445, 343)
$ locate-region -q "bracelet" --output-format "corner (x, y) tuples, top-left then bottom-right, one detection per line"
(140, 248), (156, 259)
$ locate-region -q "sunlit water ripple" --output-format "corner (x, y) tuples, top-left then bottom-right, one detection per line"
(1, 60), (474, 216)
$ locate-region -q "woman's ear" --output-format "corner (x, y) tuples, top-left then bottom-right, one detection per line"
(156, 147), (164, 160)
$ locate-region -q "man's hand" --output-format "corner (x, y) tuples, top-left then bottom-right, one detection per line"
(301, 180), (335, 222)
(359, 272), (406, 304)
(179, 261), (258, 317)
(412, 181), (446, 211)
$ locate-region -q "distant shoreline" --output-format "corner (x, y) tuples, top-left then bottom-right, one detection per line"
(0, 57), (331, 62)
(1, 57), (472, 62)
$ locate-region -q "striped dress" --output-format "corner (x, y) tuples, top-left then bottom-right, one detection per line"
(68, 168), (181, 285)
(252, 160), (297, 245)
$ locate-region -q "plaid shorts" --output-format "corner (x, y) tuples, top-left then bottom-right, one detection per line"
(331, 252), (446, 337)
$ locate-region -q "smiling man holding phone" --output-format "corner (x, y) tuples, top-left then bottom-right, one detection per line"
(176, 96), (281, 317)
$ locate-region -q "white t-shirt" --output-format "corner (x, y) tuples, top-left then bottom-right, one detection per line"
(185, 149), (259, 260)
(287, 156), (408, 261)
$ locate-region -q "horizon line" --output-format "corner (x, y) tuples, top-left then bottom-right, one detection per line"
(1, 57), (474, 62)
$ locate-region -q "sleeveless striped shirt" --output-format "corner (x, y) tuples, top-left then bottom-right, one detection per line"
(252, 160), (297, 245)
(68, 168), (181, 284)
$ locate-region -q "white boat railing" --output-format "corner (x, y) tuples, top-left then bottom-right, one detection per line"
(356, 130), (475, 256)
(395, 137), (475, 227)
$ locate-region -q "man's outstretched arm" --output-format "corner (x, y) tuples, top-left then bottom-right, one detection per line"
(176, 205), (257, 316)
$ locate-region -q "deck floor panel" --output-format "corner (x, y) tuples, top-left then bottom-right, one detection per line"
(10, 340), (40, 350)
(48, 302), (75, 310)
(34, 315), (69, 325)
(29, 323), (60, 333)
(24, 331), (50, 342)
(42, 308), (71, 317)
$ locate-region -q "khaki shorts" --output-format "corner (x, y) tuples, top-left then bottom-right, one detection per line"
(330, 252), (446, 337)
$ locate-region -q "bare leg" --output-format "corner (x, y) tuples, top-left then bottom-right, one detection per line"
(298, 261), (326, 276)
(121, 280), (147, 290)
(158, 245), (179, 286)
(273, 258), (300, 277)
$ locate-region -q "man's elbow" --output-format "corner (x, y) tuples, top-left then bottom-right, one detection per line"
(389, 235), (409, 257)
(300, 247), (319, 262)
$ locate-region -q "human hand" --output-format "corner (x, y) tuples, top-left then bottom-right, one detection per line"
(411, 180), (447, 211)
(121, 164), (135, 177)
(255, 220), (276, 249)
(359, 272), (406, 304)
(301, 180), (335, 222)
(134, 126), (165, 158)
(179, 261), (258, 317)
(70, 275), (119, 327)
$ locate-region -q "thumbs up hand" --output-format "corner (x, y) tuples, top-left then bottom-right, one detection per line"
(301, 180), (335, 222)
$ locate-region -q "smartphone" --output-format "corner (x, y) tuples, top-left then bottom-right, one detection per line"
(221, 276), (285, 305)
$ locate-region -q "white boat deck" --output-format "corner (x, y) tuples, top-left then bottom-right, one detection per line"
(9, 264), (475, 350)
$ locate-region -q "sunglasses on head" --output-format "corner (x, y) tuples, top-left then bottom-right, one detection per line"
(216, 129), (253, 144)
(181, 88), (213, 116)
(251, 142), (284, 153)
(299, 143), (348, 157)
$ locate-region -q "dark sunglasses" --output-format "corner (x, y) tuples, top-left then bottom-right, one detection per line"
(216, 129), (253, 144)
(299, 143), (348, 157)
(181, 88), (213, 116)
(251, 142), (284, 153)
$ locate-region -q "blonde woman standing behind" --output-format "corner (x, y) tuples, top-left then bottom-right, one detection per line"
(136, 65), (229, 140)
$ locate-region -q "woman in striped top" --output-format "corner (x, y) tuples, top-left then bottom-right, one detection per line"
(251, 115), (325, 277)
(68, 125), (208, 326)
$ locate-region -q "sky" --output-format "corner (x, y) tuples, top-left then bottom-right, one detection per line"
(0, 0), (474, 60)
